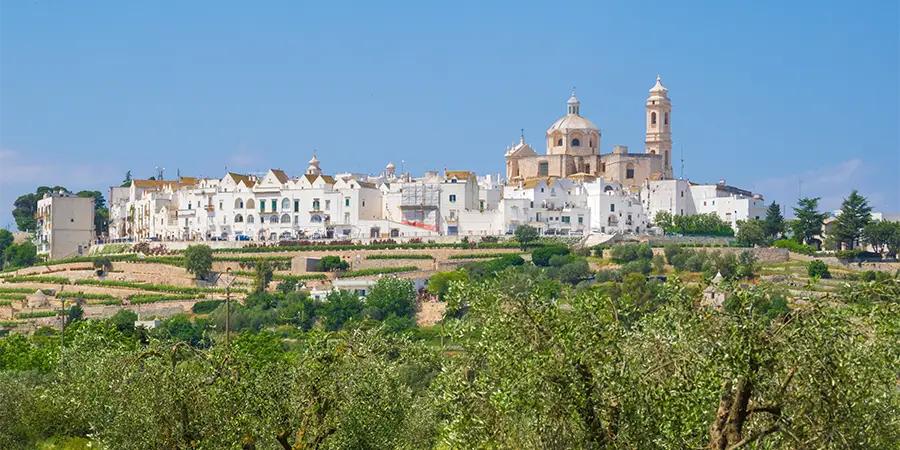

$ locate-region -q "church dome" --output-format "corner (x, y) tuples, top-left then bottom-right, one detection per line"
(386, 162), (395, 170)
(547, 114), (598, 133)
(548, 89), (598, 134)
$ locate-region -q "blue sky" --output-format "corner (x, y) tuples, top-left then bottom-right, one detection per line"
(1, 1), (898, 229)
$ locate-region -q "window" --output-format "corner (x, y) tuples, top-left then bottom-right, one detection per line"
(246, 199), (255, 210)
(271, 200), (277, 212)
(557, 139), (563, 146)
(589, 140), (593, 147)
(294, 200), (299, 212)
(247, 215), (255, 223)
(449, 194), (457, 203)
(703, 201), (707, 206)
(325, 200), (331, 210)
(538, 162), (549, 177)
(664, 112), (668, 125)
(585, 164), (590, 173)
(312, 199), (320, 210)
(188, 202), (192, 210)
(260, 201), (265, 213)
(572, 138), (581, 147)
(562, 216), (570, 223)
(282, 198), (290, 211)
(234, 214), (243, 223)
(627, 214), (632, 222)
(578, 216), (583, 224)
(610, 204), (615, 212)
(530, 201), (534, 208)
(311, 215), (323, 223)
(681, 191), (684, 198)
(345, 197), (350, 207)
(541, 188), (544, 193)
(449, 210), (456, 219)
(281, 214), (290, 223)
(362, 200), (366, 207)
(344, 212), (350, 223)
(219, 201), (223, 210)
(270, 215), (279, 224)
(626, 163), (635, 179)
(479, 200), (485, 209)
(601, 163), (606, 172)
(651, 112), (657, 125)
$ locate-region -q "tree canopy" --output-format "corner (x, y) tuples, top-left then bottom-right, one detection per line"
(832, 190), (873, 250)
(792, 197), (827, 248)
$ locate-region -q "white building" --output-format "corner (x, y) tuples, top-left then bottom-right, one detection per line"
(641, 179), (766, 230)
(584, 180), (647, 235)
(501, 177), (590, 235)
(34, 191), (95, 260)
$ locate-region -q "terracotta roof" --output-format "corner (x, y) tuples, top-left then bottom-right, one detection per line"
(444, 170), (473, 181)
(227, 172), (253, 185)
(650, 173), (663, 180)
(320, 175), (336, 184)
(356, 180), (376, 189)
(179, 177), (198, 185)
(521, 177), (556, 189)
(270, 169), (289, 184)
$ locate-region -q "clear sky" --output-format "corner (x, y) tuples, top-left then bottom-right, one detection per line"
(1, 1), (898, 229)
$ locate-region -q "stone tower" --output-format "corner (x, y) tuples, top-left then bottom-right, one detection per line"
(645, 76), (673, 178)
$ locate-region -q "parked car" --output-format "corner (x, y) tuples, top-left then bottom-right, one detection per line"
(235, 234), (250, 241)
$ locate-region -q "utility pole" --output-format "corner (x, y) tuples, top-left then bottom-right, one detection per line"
(215, 268), (236, 351)
(680, 145), (685, 180)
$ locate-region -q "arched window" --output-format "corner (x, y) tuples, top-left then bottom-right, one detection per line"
(311, 215), (323, 223)
(270, 215), (279, 224)
(280, 214), (290, 223)
(246, 199), (255, 210)
(538, 162), (549, 177)
(281, 198), (291, 210)
(572, 138), (581, 147)
(664, 112), (669, 125)
(626, 163), (635, 179)
(556, 139), (563, 146)
(604, 185), (615, 192)
(234, 214), (244, 223)
(589, 140), (593, 147)
(247, 214), (255, 224)
(234, 198), (243, 209)
(651, 112), (657, 126)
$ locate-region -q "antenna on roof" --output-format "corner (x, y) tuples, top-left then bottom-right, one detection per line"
(680, 145), (685, 180)
(155, 167), (165, 180)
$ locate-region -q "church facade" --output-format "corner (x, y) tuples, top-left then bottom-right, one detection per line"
(505, 76), (673, 188)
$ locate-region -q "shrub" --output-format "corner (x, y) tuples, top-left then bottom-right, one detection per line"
(619, 259), (652, 276)
(365, 277), (418, 321)
(807, 260), (832, 279)
(610, 244), (653, 264)
(553, 260), (591, 284)
(774, 239), (817, 256)
(426, 271), (469, 300)
(663, 245), (683, 264)
(128, 294), (205, 304)
(834, 249), (862, 262)
(316, 256), (350, 272)
(92, 256), (113, 275)
(17, 311), (58, 319)
(449, 253), (521, 260)
(652, 254), (666, 274)
(2, 276), (70, 284)
(593, 269), (619, 283)
(192, 300), (225, 314)
(548, 254), (571, 268)
(532, 246), (570, 267)
(0, 293), (27, 300)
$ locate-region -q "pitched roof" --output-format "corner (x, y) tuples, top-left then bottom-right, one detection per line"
(132, 179), (181, 189)
(227, 172), (252, 185)
(521, 177), (556, 190)
(270, 169), (289, 183)
(444, 170), (473, 181)
(356, 180), (376, 189)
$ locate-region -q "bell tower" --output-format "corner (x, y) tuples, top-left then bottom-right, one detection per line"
(645, 75), (673, 178)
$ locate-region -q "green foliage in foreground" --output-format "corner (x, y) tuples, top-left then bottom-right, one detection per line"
(0, 271), (898, 449)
